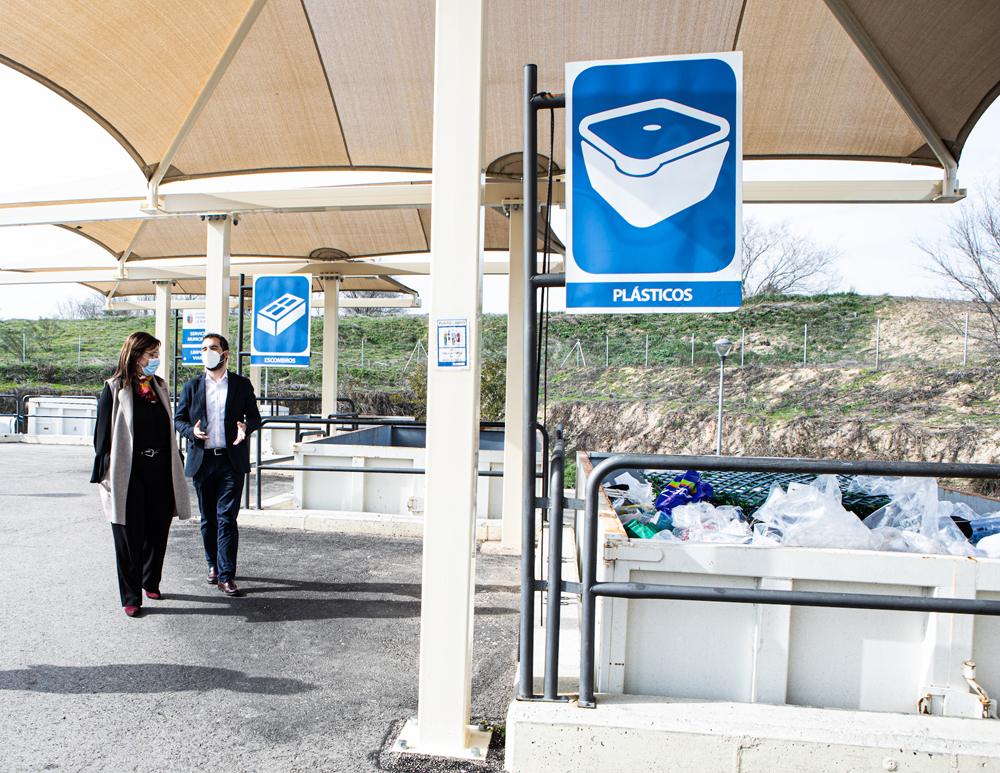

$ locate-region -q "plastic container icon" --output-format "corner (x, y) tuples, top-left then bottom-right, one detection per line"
(580, 98), (730, 228)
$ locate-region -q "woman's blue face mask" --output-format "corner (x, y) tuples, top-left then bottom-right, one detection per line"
(141, 357), (160, 377)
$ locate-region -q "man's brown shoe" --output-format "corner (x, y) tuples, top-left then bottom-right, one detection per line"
(218, 579), (242, 597)
(207, 566), (218, 584)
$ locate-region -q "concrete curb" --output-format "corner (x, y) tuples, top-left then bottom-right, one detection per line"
(239, 508), (504, 541)
(0, 434), (92, 445)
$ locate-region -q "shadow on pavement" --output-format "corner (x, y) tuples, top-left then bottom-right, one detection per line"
(0, 663), (316, 695)
(144, 580), (517, 623)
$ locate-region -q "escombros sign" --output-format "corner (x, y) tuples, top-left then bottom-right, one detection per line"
(565, 52), (742, 314)
(250, 274), (311, 367)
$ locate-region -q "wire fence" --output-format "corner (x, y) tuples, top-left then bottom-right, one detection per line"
(0, 307), (993, 381)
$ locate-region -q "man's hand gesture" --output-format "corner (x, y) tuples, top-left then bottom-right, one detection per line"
(234, 421), (247, 445)
(193, 420), (210, 441)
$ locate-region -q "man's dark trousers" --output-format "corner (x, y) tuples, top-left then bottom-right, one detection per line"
(194, 449), (243, 583)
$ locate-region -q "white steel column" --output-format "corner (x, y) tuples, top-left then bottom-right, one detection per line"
(205, 217), (232, 342)
(501, 205), (526, 550)
(322, 277), (340, 417)
(152, 280), (173, 383)
(402, 0), (490, 759)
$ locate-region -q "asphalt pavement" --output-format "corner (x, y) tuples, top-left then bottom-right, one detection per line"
(0, 444), (519, 772)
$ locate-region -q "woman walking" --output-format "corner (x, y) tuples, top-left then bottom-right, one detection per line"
(91, 331), (191, 617)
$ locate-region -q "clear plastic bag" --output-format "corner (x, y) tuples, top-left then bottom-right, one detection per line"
(610, 472), (653, 505)
(671, 502), (750, 544)
(847, 476), (900, 498)
(861, 477), (980, 557)
(751, 475), (879, 550)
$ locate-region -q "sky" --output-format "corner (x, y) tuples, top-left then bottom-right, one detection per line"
(0, 63), (998, 319)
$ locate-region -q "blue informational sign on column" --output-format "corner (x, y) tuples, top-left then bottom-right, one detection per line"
(181, 309), (206, 366)
(250, 274), (311, 367)
(565, 52), (742, 314)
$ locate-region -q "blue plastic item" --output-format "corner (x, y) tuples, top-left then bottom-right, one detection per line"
(969, 515), (1000, 544)
(654, 471), (713, 516)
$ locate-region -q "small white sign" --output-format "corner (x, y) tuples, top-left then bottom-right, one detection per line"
(435, 318), (469, 369)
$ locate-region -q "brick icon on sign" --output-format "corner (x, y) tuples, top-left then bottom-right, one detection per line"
(257, 293), (306, 336)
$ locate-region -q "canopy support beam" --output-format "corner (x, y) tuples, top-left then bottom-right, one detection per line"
(205, 217), (232, 344)
(117, 220), (148, 276)
(143, 0), (269, 212)
(403, 0), (492, 760)
(321, 277), (340, 419)
(152, 279), (174, 386)
(822, 0), (963, 200)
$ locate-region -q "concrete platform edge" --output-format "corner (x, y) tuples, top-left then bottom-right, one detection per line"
(239, 508), (503, 541)
(505, 694), (1000, 773)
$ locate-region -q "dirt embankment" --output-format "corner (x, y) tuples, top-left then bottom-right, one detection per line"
(547, 361), (1000, 494)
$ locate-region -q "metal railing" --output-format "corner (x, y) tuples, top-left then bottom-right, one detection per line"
(11, 393), (100, 434)
(555, 453), (1000, 708)
(251, 415), (549, 511)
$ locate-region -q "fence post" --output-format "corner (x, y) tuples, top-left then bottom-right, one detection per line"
(690, 333), (694, 367)
(361, 337), (365, 370)
(875, 319), (881, 371)
(803, 323), (807, 367)
(645, 334), (649, 367)
(963, 312), (969, 367)
(741, 327), (745, 367)
(605, 335), (609, 367)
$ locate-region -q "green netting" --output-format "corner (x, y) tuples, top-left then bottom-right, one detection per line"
(645, 470), (891, 519)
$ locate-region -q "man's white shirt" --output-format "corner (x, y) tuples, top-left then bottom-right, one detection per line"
(204, 370), (229, 449)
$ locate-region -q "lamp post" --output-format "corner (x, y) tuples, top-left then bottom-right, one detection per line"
(714, 338), (733, 456)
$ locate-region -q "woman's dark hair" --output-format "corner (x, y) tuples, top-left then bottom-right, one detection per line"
(112, 331), (160, 391)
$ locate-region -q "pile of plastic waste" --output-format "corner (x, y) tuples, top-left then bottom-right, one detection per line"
(609, 469), (1000, 557)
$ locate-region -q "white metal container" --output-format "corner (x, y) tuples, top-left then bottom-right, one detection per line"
(292, 426), (508, 519)
(578, 452), (1000, 719)
(26, 396), (98, 437)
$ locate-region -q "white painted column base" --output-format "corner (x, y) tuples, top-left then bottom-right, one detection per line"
(394, 718), (492, 761)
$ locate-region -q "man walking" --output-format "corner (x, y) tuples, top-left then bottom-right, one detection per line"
(175, 333), (261, 596)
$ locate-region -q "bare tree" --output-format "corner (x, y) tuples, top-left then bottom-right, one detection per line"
(341, 290), (405, 317)
(918, 177), (1000, 356)
(55, 290), (107, 319)
(742, 218), (841, 298)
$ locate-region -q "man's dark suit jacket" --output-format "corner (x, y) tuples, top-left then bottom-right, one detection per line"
(174, 371), (262, 477)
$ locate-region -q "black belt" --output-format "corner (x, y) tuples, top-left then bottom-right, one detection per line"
(138, 448), (161, 458)
(208, 447), (226, 456)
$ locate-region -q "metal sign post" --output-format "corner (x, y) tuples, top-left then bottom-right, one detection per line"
(565, 53), (743, 314)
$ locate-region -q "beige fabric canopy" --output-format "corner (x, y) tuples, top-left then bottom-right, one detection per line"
(3, 0), (997, 184)
(77, 273), (416, 299)
(59, 205), (561, 262)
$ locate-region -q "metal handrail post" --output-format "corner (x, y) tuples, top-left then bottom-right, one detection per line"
(256, 422), (263, 510)
(537, 422), (550, 500)
(543, 426), (567, 701)
(519, 62), (539, 701)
